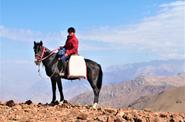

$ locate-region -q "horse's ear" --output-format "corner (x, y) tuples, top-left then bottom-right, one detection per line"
(34, 41), (36, 45)
(40, 40), (43, 46)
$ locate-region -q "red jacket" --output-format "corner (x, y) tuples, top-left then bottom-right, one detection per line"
(64, 34), (79, 56)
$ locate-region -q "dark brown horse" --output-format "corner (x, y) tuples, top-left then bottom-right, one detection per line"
(33, 41), (103, 108)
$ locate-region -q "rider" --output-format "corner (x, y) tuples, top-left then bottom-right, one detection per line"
(58, 27), (79, 75)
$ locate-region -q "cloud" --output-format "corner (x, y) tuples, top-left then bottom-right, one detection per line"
(0, 25), (67, 48)
(0, 1), (184, 58)
(79, 1), (185, 59)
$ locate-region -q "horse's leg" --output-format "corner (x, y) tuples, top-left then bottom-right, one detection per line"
(92, 86), (100, 108)
(87, 65), (103, 108)
(50, 78), (57, 103)
(88, 75), (101, 108)
(56, 77), (64, 105)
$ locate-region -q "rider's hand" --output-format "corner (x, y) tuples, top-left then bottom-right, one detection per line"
(65, 53), (68, 57)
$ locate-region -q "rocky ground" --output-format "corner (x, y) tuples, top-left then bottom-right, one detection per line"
(0, 100), (185, 122)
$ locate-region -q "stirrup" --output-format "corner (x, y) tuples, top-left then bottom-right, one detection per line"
(59, 73), (64, 76)
(59, 71), (65, 76)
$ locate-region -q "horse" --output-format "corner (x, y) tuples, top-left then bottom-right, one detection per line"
(33, 41), (103, 108)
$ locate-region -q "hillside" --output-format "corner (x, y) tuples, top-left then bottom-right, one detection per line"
(129, 86), (185, 112)
(71, 74), (185, 110)
(0, 100), (184, 122)
(104, 59), (185, 83)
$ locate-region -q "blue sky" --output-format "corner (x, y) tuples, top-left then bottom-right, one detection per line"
(0, 0), (184, 102)
(1, 0), (173, 30)
(0, 0), (185, 68)
(1, 0), (184, 68)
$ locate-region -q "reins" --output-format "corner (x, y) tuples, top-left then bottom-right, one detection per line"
(41, 48), (59, 61)
(35, 47), (59, 62)
(36, 46), (59, 79)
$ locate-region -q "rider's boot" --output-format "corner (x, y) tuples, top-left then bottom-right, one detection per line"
(59, 59), (66, 76)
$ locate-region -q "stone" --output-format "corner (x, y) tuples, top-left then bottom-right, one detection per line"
(1, 100), (185, 122)
(25, 100), (32, 105)
(13, 105), (22, 111)
(160, 113), (167, 118)
(77, 113), (88, 120)
(6, 100), (15, 107)
(116, 110), (125, 117)
(104, 108), (117, 113)
(95, 116), (107, 121)
(122, 113), (133, 121)
(0, 101), (3, 105)
(115, 116), (126, 122)
(133, 117), (142, 122)
(107, 116), (115, 122)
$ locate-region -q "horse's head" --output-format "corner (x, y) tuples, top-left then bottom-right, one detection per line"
(33, 41), (45, 65)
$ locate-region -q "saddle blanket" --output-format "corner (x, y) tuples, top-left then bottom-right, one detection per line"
(68, 55), (87, 78)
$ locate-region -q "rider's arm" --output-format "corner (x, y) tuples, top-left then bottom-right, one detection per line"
(65, 39), (78, 56)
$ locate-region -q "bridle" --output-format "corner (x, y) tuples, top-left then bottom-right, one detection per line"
(35, 46), (59, 63)
(35, 46), (46, 62)
(35, 46), (59, 78)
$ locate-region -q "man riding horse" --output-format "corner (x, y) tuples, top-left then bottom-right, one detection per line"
(58, 27), (78, 76)
(33, 27), (102, 108)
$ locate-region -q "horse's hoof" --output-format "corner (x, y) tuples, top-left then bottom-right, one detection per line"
(50, 101), (55, 104)
(59, 100), (64, 105)
(50, 100), (58, 106)
(92, 103), (98, 109)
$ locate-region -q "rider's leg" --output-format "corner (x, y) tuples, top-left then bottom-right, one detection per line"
(59, 55), (67, 76)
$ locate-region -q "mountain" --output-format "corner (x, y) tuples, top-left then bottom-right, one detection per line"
(1, 59), (184, 103)
(70, 74), (185, 110)
(104, 59), (185, 83)
(0, 100), (184, 121)
(129, 86), (185, 112)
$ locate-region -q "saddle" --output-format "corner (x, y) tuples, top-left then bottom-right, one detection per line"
(68, 55), (87, 79)
(61, 55), (87, 79)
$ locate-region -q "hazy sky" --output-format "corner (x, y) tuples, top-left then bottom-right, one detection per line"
(1, 0), (184, 67)
(0, 0), (184, 102)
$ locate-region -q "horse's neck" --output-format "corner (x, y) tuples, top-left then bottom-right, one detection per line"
(42, 48), (56, 67)
(44, 48), (52, 57)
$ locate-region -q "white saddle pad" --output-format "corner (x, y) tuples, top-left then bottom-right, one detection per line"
(68, 55), (87, 78)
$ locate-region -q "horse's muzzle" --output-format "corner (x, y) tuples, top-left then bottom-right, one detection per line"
(34, 59), (40, 65)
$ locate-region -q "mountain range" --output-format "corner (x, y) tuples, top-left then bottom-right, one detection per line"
(129, 86), (185, 112)
(1, 59), (184, 104)
(104, 59), (185, 83)
(71, 73), (185, 112)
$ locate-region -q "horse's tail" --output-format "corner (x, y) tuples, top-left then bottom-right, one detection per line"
(97, 64), (103, 90)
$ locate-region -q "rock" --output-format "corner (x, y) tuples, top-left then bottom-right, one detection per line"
(95, 116), (107, 121)
(107, 116), (115, 122)
(25, 100), (32, 105)
(6, 100), (15, 107)
(116, 110), (125, 117)
(169, 115), (175, 122)
(77, 113), (88, 120)
(144, 108), (152, 112)
(0, 101), (3, 105)
(114, 116), (126, 122)
(1, 100), (185, 122)
(104, 108), (117, 113)
(176, 100), (182, 104)
(122, 113), (133, 121)
(13, 105), (22, 111)
(133, 117), (142, 122)
(160, 113), (167, 118)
